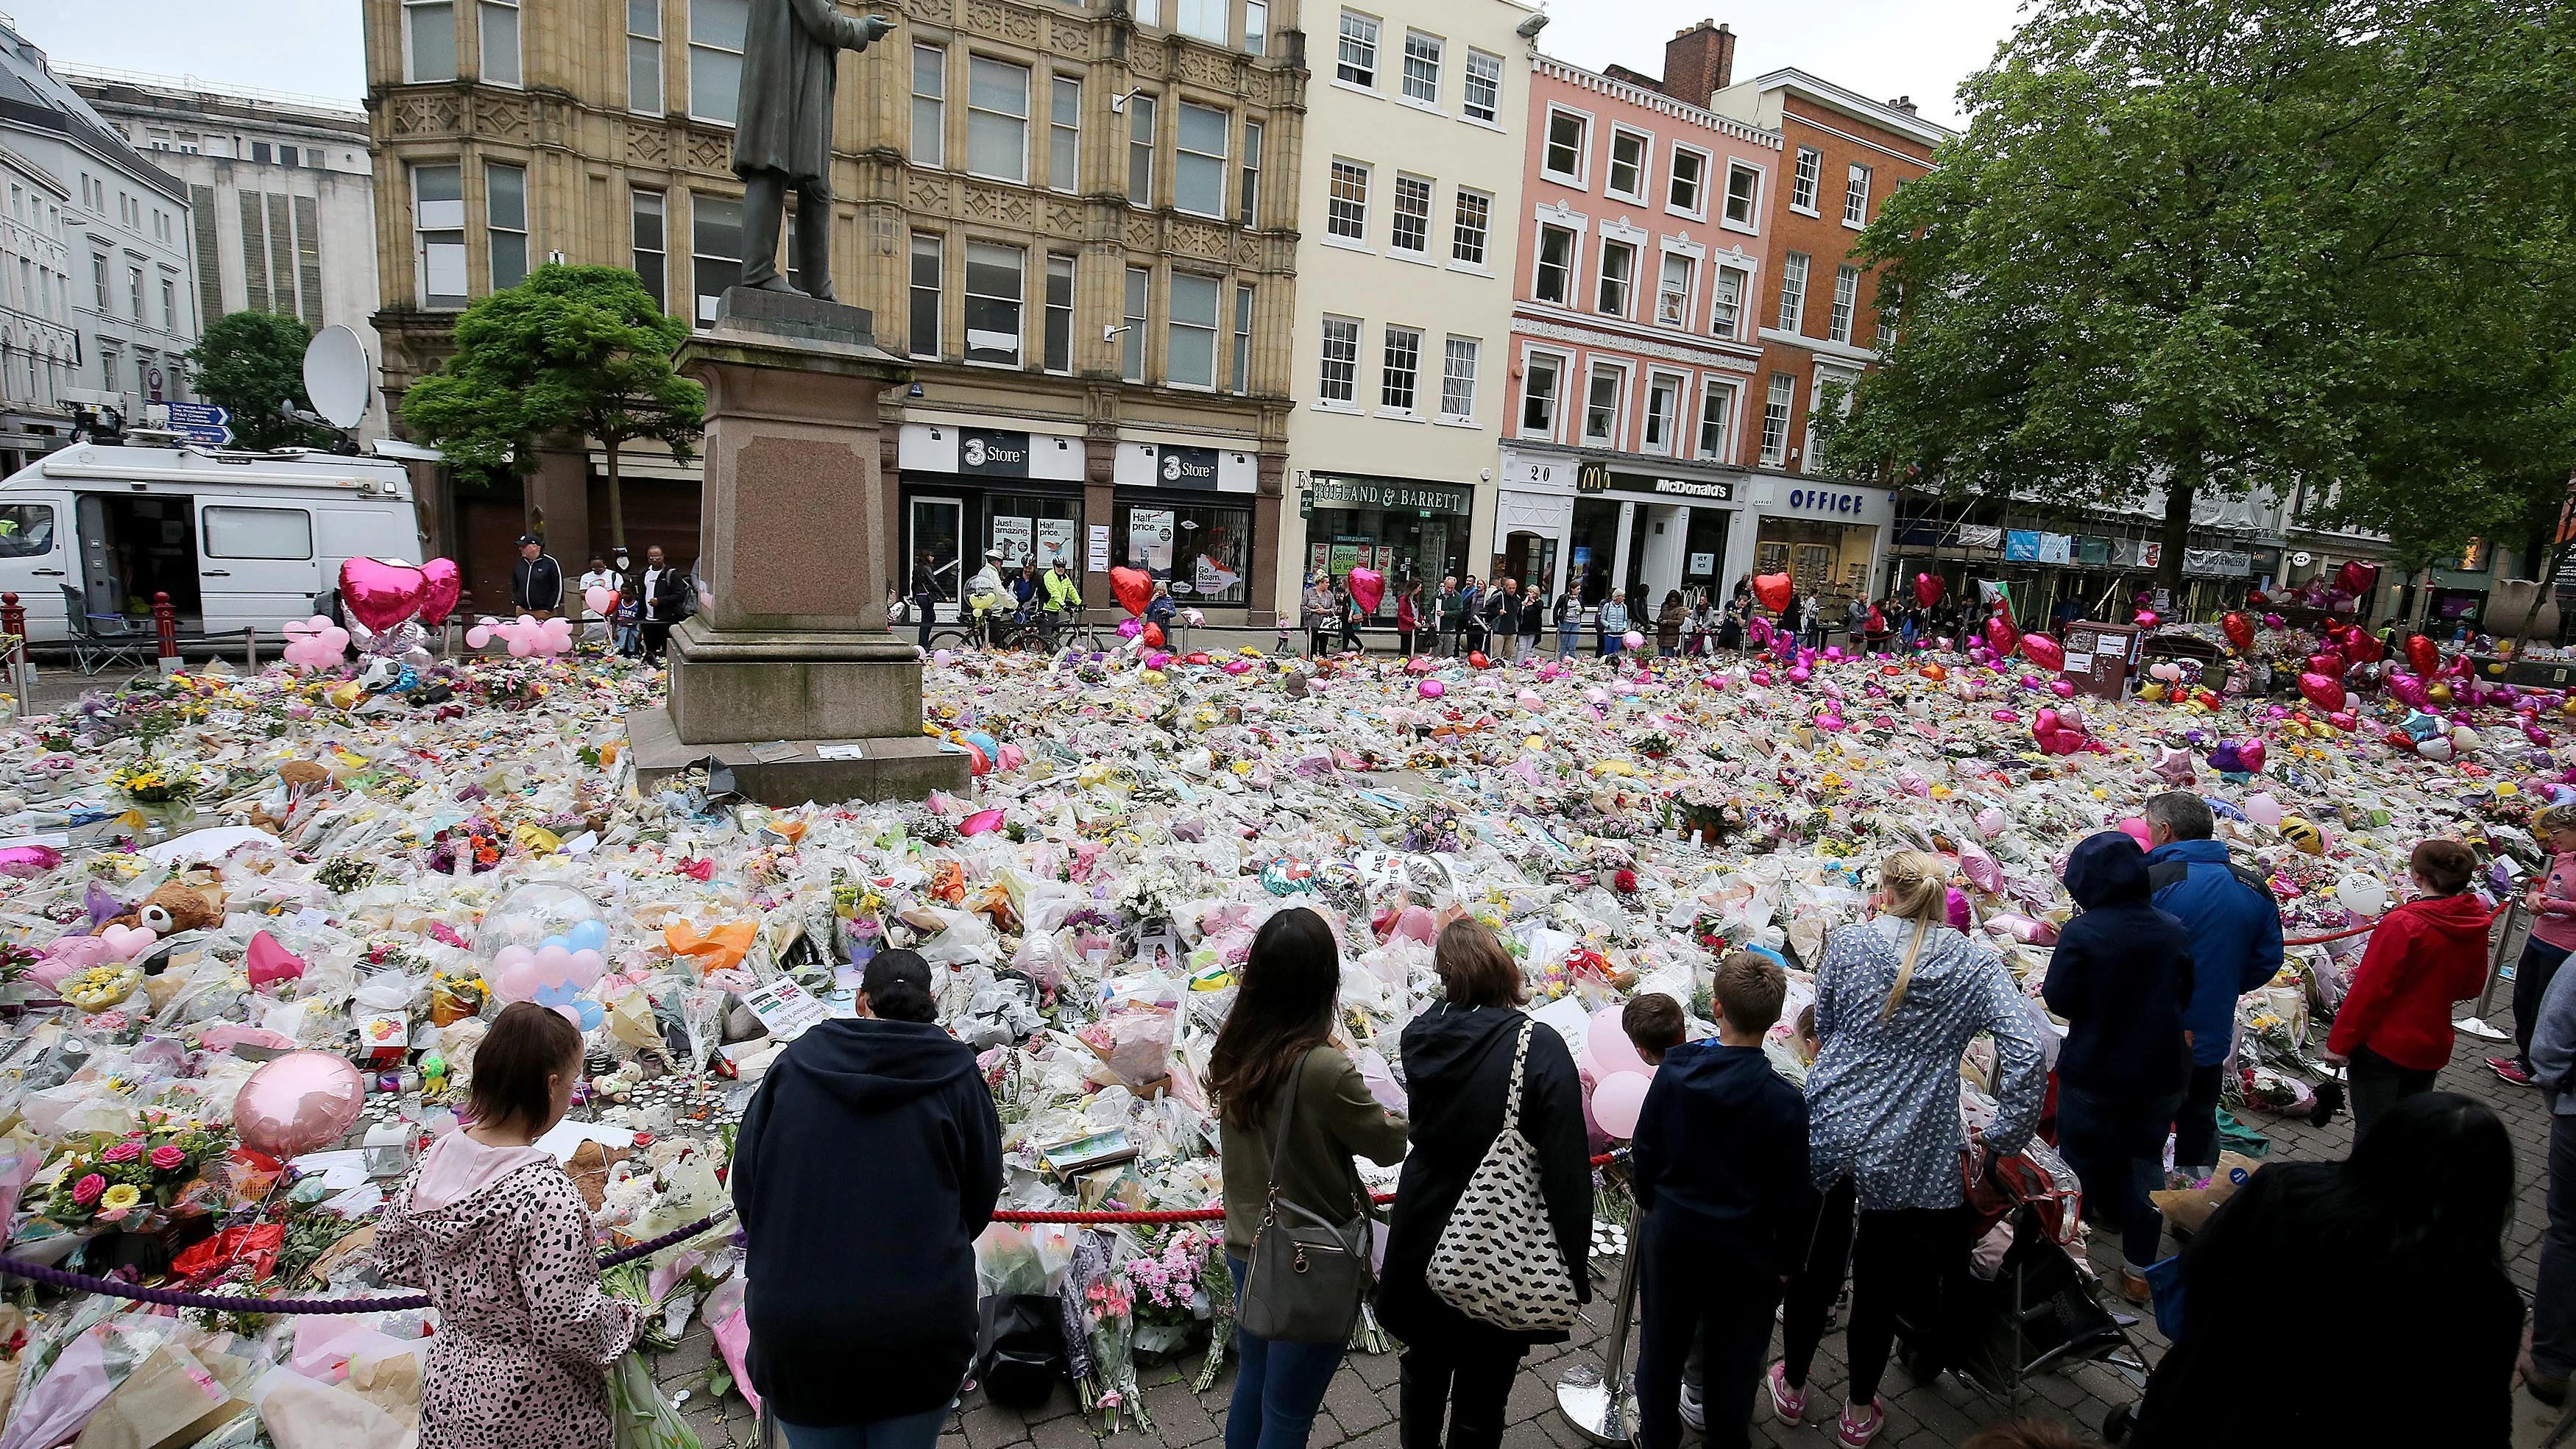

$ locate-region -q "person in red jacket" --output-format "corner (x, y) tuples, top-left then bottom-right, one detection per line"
(2326, 840), (2491, 1141)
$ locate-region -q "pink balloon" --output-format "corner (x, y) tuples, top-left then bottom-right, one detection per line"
(532, 943), (575, 986)
(2050, 679), (2075, 698)
(584, 586), (619, 615)
(565, 948), (607, 988)
(233, 1051), (367, 1159)
(465, 625), (494, 649)
(418, 557), (463, 626)
(1591, 1071), (1652, 1139)
(338, 557), (428, 634)
(1345, 567), (1386, 615)
(506, 634), (534, 657)
(1418, 679), (1446, 699)
(1588, 1005), (1647, 1077)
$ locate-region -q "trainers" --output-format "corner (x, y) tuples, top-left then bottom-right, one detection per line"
(1680, 1379), (1705, 1433)
(1766, 1362), (1809, 1424)
(2492, 1058), (2541, 1088)
(2524, 1351), (2571, 1406)
(1836, 1397), (1886, 1448)
(2114, 1267), (2152, 1305)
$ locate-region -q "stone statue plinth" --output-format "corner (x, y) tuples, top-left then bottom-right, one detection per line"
(624, 288), (968, 804)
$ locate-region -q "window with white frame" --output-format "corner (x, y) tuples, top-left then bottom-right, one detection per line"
(1327, 160), (1369, 241)
(688, 0), (748, 124)
(1451, 189), (1489, 266)
(1607, 129), (1647, 202)
(1175, 103), (1228, 216)
(1789, 146), (1820, 213)
(1723, 163), (1759, 226)
(404, 0), (456, 82)
(1711, 264), (1745, 339)
(1337, 12), (1379, 87)
(413, 163), (465, 308)
(1401, 32), (1442, 105)
(627, 0), (663, 112)
(1656, 253), (1693, 327)
(1239, 120), (1263, 224)
(1245, 0), (1267, 54)
(911, 45), (946, 167)
(1122, 266), (1149, 380)
(1174, 0), (1228, 43)
(1761, 372), (1793, 466)
(1596, 239), (1635, 317)
(963, 242), (1023, 365)
(1808, 366), (1858, 467)
(908, 232), (942, 357)
(1521, 351), (1563, 435)
(1830, 265), (1858, 343)
(1044, 252), (1075, 372)
(1643, 372), (1683, 453)
(1049, 76), (1080, 191)
(1533, 224), (1574, 304)
(481, 0), (521, 85)
(1844, 163), (1872, 226)
(1668, 147), (1706, 216)
(1582, 362), (1624, 445)
(1440, 336), (1476, 420)
(1168, 272), (1220, 387)
(1320, 315), (1359, 403)
(1697, 379), (1736, 461)
(691, 193), (742, 323)
(1875, 280), (1899, 352)
(160, 276), (175, 330)
(631, 188), (666, 308)
(1778, 252), (1808, 333)
(1381, 325), (1422, 412)
(967, 57), (1030, 183)
(1126, 94), (1157, 205)
(1462, 49), (1502, 124)
(1390, 174), (1432, 255)
(1232, 283), (1255, 391)
(1543, 110), (1586, 184)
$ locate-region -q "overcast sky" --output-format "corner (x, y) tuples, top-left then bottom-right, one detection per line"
(19, 0), (2025, 130)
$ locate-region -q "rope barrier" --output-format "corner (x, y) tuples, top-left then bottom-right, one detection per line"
(988, 1153), (1623, 1226)
(2282, 920), (2382, 947)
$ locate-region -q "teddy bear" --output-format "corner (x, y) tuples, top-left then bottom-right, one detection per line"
(107, 880), (227, 938)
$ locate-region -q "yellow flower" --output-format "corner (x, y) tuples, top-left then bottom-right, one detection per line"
(99, 1183), (141, 1212)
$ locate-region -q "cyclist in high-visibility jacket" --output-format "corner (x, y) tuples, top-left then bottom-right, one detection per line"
(1041, 561), (1082, 648)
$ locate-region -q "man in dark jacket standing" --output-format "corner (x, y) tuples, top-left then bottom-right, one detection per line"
(732, 950), (1002, 1447)
(2045, 832), (2195, 1300)
(509, 534), (564, 617)
(2143, 790), (2285, 1184)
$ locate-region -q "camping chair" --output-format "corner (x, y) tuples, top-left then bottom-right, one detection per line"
(59, 584), (153, 677)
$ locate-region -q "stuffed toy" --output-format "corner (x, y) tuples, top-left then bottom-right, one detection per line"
(107, 880), (227, 938)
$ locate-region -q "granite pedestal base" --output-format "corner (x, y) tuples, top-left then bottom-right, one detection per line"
(626, 702), (968, 805)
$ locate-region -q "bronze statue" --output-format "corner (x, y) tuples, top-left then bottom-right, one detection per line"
(732, 0), (894, 300)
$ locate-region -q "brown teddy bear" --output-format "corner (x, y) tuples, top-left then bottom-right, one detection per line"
(107, 880), (227, 938)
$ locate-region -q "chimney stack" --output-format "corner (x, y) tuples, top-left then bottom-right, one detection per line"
(1888, 95), (1918, 114)
(1661, 20), (1735, 106)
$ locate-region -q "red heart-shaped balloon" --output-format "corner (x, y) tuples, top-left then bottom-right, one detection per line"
(2405, 634), (2441, 677)
(2305, 651), (2346, 679)
(2345, 631), (2384, 664)
(338, 558), (428, 634)
(1752, 572), (1794, 613)
(1985, 614), (2019, 656)
(1913, 573), (1944, 609)
(1110, 566), (1152, 617)
(2222, 612), (2254, 650)
(417, 558), (462, 626)
(2020, 633), (2064, 672)
(2299, 673), (2347, 712)
(2237, 738), (2266, 773)
(1346, 567), (1385, 616)
(2335, 560), (2379, 598)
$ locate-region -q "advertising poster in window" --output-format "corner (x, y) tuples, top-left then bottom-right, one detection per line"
(990, 516), (1033, 566)
(1033, 519), (1073, 569)
(1130, 509), (1176, 572)
(1194, 553), (1240, 598)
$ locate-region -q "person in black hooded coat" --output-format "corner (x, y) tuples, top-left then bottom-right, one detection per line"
(1377, 921), (1591, 1449)
(730, 949), (1003, 1449)
(2042, 830), (2193, 1300)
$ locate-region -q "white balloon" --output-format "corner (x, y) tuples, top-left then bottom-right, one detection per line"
(2335, 874), (2388, 917)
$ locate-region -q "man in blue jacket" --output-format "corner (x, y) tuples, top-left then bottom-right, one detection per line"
(2143, 791), (2285, 1183)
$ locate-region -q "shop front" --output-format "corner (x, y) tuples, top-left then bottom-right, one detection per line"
(1299, 473), (1476, 618)
(1493, 448), (1747, 608)
(1745, 478), (1893, 606)
(1111, 439), (1262, 614)
(896, 421), (1089, 621)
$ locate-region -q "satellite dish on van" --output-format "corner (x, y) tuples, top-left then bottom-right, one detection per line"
(302, 325), (372, 431)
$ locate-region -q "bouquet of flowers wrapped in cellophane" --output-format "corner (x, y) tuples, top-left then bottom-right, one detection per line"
(605, 1349), (701, 1449)
(1061, 1229), (1149, 1431)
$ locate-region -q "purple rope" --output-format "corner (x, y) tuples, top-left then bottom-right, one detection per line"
(0, 1211), (732, 1315)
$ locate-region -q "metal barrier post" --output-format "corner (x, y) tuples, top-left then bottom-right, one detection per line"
(244, 626), (258, 671)
(1557, 1212), (1644, 1445)
(2459, 899), (2525, 1040)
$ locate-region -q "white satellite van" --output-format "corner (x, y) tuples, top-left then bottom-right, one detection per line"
(0, 441), (425, 644)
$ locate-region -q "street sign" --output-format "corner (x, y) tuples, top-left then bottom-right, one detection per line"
(167, 422), (233, 446)
(162, 402), (233, 447)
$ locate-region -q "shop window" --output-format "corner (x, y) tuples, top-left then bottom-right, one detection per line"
(963, 242), (1024, 365)
(1521, 352), (1563, 436)
(1582, 362), (1624, 446)
(1119, 501), (1250, 603)
(988, 495), (1082, 571)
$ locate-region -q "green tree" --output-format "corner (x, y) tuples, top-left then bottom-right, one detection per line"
(400, 263), (704, 549)
(184, 311), (336, 451)
(1816, 0), (2576, 594)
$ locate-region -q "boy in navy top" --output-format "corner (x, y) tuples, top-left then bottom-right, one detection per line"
(1630, 953), (1816, 1449)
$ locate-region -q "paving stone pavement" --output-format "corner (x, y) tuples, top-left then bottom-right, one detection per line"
(649, 1008), (2571, 1449)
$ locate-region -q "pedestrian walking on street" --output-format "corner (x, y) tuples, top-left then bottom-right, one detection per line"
(2042, 832), (2193, 1303)
(511, 534), (564, 619)
(375, 1003), (643, 1449)
(731, 949), (1005, 1449)
(1377, 921), (1590, 1449)
(1214, 908), (1409, 1449)
(2127, 1091), (2519, 1449)
(1337, 579), (1367, 653)
(2324, 839), (2490, 1139)
(2494, 804), (2576, 1087)
(1554, 589), (1583, 659)
(1770, 851), (2046, 1448)
(910, 550), (941, 652)
(1517, 583), (1544, 662)
(2141, 791), (2285, 1182)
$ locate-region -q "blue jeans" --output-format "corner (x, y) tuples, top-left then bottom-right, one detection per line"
(778, 1403), (952, 1449)
(2534, 1111), (2576, 1378)
(1225, 1255), (1346, 1449)
(2056, 1084), (2182, 1271)
(1557, 628), (1579, 658)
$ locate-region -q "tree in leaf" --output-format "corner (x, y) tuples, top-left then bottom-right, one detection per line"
(400, 263), (704, 550)
(185, 311), (337, 452)
(1816, 0), (2576, 596)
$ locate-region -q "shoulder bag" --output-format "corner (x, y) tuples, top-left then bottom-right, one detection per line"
(1236, 1050), (1375, 1345)
(1424, 1019), (1580, 1332)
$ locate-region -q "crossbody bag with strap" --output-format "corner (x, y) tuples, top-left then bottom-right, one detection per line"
(1236, 1049), (1375, 1345)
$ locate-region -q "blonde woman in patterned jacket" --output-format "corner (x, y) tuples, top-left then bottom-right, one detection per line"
(376, 1004), (643, 1449)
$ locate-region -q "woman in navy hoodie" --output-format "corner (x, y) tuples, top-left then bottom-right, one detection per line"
(731, 949), (1004, 1449)
(2042, 832), (2194, 1302)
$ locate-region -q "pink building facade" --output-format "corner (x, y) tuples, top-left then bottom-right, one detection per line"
(1494, 38), (1783, 610)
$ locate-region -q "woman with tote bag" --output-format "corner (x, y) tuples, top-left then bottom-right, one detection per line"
(1215, 908), (1409, 1449)
(1377, 921), (1590, 1449)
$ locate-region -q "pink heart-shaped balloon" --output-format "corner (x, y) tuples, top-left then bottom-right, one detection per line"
(418, 558), (463, 626)
(339, 558), (428, 634)
(102, 924), (158, 960)
(245, 929), (307, 985)
(1346, 567), (1385, 616)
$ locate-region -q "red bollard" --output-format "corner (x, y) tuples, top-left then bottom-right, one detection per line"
(0, 592), (22, 642)
(153, 592), (179, 663)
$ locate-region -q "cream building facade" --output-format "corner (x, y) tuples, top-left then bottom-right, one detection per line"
(364, 0), (1304, 621)
(1279, 0), (1535, 621)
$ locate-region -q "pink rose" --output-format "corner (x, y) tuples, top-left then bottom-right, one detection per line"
(71, 1173), (105, 1206)
(101, 1141), (142, 1164)
(149, 1145), (186, 1172)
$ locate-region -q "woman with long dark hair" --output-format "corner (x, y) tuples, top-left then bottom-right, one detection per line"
(1214, 908), (1409, 1449)
(2129, 1091), (2519, 1448)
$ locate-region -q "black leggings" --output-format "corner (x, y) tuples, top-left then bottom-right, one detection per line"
(1780, 1178), (1961, 1406)
(1397, 1340), (1523, 1449)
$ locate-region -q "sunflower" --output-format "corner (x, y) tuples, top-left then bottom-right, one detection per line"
(99, 1183), (142, 1213)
